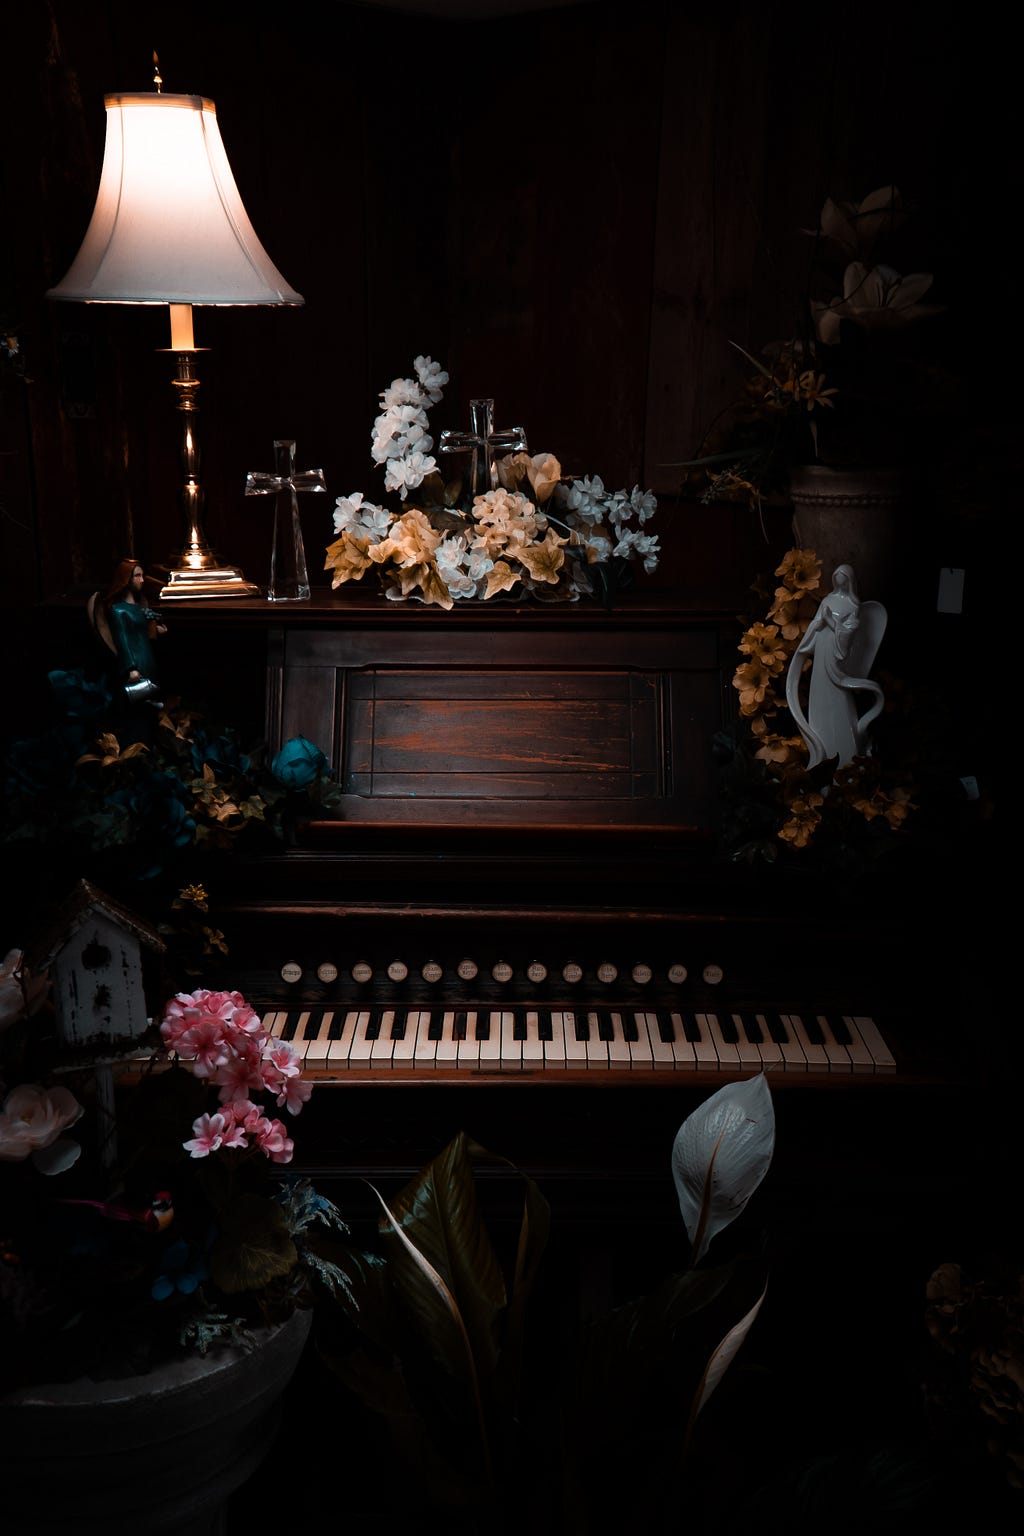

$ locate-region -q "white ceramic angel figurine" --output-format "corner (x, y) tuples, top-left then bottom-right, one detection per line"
(785, 564), (886, 769)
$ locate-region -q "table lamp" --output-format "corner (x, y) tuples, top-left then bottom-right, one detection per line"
(47, 61), (304, 599)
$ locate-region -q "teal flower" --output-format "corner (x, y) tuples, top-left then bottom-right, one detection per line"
(270, 737), (328, 791)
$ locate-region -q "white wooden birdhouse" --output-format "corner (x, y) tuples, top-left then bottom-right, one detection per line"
(28, 880), (166, 1048)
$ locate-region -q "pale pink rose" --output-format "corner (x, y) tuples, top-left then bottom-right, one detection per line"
(0, 1084), (84, 1162)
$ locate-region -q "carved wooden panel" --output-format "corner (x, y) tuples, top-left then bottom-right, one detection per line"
(272, 623), (726, 832)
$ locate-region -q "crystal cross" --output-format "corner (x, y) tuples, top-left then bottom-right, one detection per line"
(439, 398), (528, 499)
(245, 439), (326, 602)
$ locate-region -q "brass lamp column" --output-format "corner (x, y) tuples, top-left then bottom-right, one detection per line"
(47, 67), (303, 600)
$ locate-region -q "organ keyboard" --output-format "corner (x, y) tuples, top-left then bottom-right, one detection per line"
(263, 1003), (897, 1080)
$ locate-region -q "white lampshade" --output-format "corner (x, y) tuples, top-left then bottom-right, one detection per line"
(47, 92), (303, 306)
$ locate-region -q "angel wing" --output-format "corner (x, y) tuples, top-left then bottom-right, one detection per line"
(844, 599), (886, 680)
(86, 591), (116, 656)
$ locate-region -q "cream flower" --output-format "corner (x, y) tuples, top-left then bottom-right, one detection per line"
(0, 1083), (84, 1173)
(812, 261), (943, 345)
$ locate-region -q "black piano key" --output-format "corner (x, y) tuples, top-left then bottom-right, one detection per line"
(365, 1011), (382, 1040)
(801, 1013), (826, 1046)
(329, 1013), (348, 1040)
(597, 1010), (616, 1042)
(766, 1015), (790, 1044)
(513, 1011), (528, 1042)
(657, 1012), (677, 1043)
(575, 1014), (591, 1041)
(454, 1011), (468, 1040)
(279, 1013), (300, 1041)
(718, 1014), (740, 1044)
(537, 1010), (553, 1041)
(389, 1013), (407, 1040)
(427, 1013), (443, 1042)
(475, 1014), (490, 1041)
(739, 1013), (764, 1044)
(681, 1014), (703, 1044)
(826, 1014), (853, 1045)
(622, 1014), (640, 1042)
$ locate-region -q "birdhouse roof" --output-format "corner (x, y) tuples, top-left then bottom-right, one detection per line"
(26, 879), (167, 973)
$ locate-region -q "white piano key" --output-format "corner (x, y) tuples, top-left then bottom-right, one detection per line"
(327, 1010), (360, 1067)
(500, 1010), (521, 1069)
(666, 1012), (698, 1069)
(729, 1013), (763, 1071)
(287, 1010), (314, 1060)
(768, 1014), (807, 1072)
(543, 1011), (567, 1067)
(370, 1009), (395, 1065)
(851, 1015), (897, 1074)
(390, 1009), (418, 1064)
(348, 1009), (376, 1065)
(519, 1009), (543, 1065)
(435, 1010), (460, 1066)
(304, 1010), (334, 1063)
(785, 1014), (829, 1072)
(456, 1011), (482, 1068)
(585, 1012), (610, 1068)
(412, 1010), (438, 1065)
(265, 1011), (289, 1040)
(702, 1013), (740, 1070)
(627, 1013), (655, 1067)
(606, 1011), (631, 1066)
(477, 1011), (502, 1066)
(691, 1014), (722, 1069)
(815, 1014), (852, 1072)
(840, 1014), (877, 1073)
(558, 1011), (589, 1066)
(749, 1013), (784, 1072)
(640, 1011), (675, 1069)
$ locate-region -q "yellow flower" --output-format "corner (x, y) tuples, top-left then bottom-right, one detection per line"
(774, 549), (822, 594)
(851, 785), (916, 828)
(754, 731), (805, 767)
(733, 658), (777, 716)
(496, 451), (562, 504)
(794, 370), (838, 411)
(77, 734), (149, 768)
(777, 792), (824, 848)
(738, 622), (788, 671)
(176, 883), (209, 912)
(768, 590), (820, 641)
(373, 508), (441, 569)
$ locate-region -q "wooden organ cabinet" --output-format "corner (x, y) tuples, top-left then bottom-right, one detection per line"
(164, 560), (971, 1230)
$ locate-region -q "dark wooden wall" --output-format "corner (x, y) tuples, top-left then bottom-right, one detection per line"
(0, 0), (1009, 610)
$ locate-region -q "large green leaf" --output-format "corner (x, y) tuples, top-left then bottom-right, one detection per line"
(379, 1131), (508, 1383)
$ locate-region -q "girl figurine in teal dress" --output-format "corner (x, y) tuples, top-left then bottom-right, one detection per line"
(87, 559), (167, 705)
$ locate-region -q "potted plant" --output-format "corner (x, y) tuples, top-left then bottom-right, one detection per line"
(676, 186), (962, 599)
(0, 966), (351, 1533)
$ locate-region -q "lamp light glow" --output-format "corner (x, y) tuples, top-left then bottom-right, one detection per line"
(48, 87), (304, 601)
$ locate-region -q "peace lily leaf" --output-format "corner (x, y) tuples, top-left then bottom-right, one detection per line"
(686, 1280), (768, 1433)
(574, 1265), (736, 1427)
(672, 1073), (775, 1264)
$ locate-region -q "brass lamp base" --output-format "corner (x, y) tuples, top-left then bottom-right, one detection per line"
(158, 564), (260, 601)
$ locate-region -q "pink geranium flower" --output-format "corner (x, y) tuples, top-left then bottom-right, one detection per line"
(183, 1111), (228, 1157)
(276, 1075), (313, 1116)
(178, 1018), (229, 1077)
